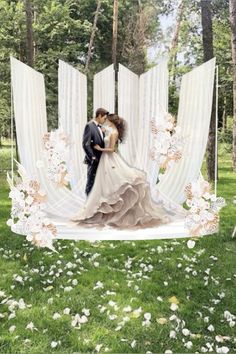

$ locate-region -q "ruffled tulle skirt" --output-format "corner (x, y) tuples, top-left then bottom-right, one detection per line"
(72, 151), (172, 229)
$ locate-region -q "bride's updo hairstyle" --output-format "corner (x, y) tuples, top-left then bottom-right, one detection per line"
(107, 114), (126, 143)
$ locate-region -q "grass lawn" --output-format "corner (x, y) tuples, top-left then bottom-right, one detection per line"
(0, 140), (236, 354)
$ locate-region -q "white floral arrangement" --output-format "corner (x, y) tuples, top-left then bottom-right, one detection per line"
(7, 162), (57, 251)
(184, 178), (226, 236)
(41, 127), (70, 188)
(149, 113), (185, 170)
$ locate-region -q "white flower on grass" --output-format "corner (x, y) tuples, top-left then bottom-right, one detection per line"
(224, 310), (235, 322)
(144, 313), (151, 321)
(187, 240), (196, 249)
(9, 325), (16, 333)
(99, 306), (106, 314)
(26, 322), (38, 331)
(71, 314), (81, 328)
(18, 298), (26, 310)
(71, 313), (88, 327)
(170, 303), (178, 311)
(95, 344), (103, 352)
(82, 308), (90, 316)
(169, 330), (176, 339)
(216, 346), (229, 354)
(53, 313), (61, 320)
(156, 296), (163, 302)
(142, 313), (151, 327)
(14, 275), (24, 284)
(109, 314), (117, 320)
(79, 315), (88, 324)
(63, 308), (70, 315)
(182, 328), (190, 336)
(164, 350), (173, 354)
(64, 286), (73, 292)
(132, 307), (142, 318)
(185, 341), (193, 349)
(8, 312), (16, 320)
(51, 341), (58, 348)
(93, 281), (104, 290)
(207, 324), (214, 332)
(123, 305), (132, 312)
(72, 279), (78, 286)
(131, 340), (136, 348)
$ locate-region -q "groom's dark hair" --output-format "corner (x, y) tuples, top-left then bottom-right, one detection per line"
(95, 108), (109, 118)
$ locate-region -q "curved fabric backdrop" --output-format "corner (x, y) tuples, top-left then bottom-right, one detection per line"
(10, 57), (216, 239)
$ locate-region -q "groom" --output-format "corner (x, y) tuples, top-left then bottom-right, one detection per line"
(83, 107), (109, 196)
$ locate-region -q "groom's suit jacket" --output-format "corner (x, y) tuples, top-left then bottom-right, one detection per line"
(82, 120), (105, 164)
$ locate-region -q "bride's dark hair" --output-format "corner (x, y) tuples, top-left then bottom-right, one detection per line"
(107, 114), (126, 143)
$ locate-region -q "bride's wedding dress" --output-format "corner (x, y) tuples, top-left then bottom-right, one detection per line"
(72, 127), (172, 229)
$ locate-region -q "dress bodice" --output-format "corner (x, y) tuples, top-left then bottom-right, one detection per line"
(104, 126), (116, 148)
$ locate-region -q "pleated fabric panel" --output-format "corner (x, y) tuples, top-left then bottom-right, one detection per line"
(155, 58), (216, 204)
(118, 64), (140, 166)
(11, 57), (86, 219)
(93, 64), (115, 115)
(58, 60), (87, 189)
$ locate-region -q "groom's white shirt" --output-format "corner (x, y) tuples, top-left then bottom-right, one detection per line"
(93, 119), (104, 140)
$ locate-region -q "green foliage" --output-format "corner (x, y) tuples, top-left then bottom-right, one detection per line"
(0, 0), (162, 130)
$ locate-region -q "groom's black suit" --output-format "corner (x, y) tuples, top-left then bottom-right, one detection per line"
(82, 120), (105, 195)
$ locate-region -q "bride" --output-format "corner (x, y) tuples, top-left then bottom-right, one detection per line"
(72, 114), (172, 229)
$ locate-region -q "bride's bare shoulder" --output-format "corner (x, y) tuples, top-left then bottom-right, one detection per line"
(111, 128), (119, 137)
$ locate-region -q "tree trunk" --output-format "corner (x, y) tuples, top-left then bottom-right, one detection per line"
(200, 0), (216, 181)
(169, 0), (185, 81)
(229, 0), (236, 171)
(85, 0), (101, 72)
(25, 0), (34, 67)
(112, 0), (119, 71)
(222, 93), (227, 133)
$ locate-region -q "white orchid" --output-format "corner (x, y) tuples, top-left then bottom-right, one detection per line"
(43, 128), (70, 188)
(184, 178), (225, 236)
(149, 113), (185, 171)
(7, 163), (57, 251)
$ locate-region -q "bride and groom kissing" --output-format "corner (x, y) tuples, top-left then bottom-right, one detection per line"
(72, 108), (171, 229)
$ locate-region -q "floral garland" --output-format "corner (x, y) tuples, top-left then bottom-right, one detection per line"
(41, 128), (70, 188)
(184, 178), (226, 236)
(7, 162), (57, 251)
(149, 113), (185, 170)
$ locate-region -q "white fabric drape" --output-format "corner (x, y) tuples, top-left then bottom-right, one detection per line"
(58, 60), (87, 188)
(118, 64), (139, 165)
(11, 57), (217, 240)
(118, 61), (168, 187)
(93, 64), (115, 115)
(136, 60), (168, 186)
(155, 58), (216, 204)
(11, 57), (86, 219)
(11, 57), (48, 178)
